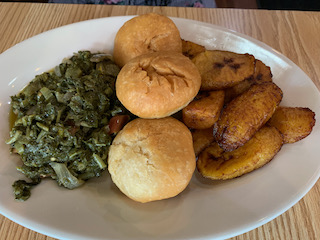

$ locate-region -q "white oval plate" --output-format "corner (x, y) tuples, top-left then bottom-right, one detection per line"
(0, 16), (319, 240)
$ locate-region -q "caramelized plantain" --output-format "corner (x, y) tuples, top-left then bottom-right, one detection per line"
(197, 126), (283, 180)
(191, 127), (215, 156)
(253, 59), (273, 83)
(182, 39), (206, 59)
(192, 50), (255, 90)
(224, 59), (273, 103)
(182, 90), (225, 129)
(215, 82), (283, 152)
(268, 106), (316, 143)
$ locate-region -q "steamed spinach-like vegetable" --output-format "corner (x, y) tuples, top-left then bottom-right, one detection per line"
(7, 51), (124, 201)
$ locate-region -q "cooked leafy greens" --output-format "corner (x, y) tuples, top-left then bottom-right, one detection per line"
(7, 51), (125, 201)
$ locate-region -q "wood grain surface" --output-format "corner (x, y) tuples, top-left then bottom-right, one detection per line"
(0, 3), (319, 240)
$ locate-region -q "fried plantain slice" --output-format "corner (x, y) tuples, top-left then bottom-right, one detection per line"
(182, 90), (225, 129)
(268, 106), (316, 143)
(253, 59), (273, 83)
(191, 127), (215, 156)
(197, 126), (283, 180)
(192, 50), (255, 90)
(182, 39), (206, 59)
(215, 82), (283, 152)
(224, 59), (273, 103)
(224, 78), (253, 104)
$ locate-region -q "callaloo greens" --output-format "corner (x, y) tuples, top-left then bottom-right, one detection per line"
(6, 51), (126, 201)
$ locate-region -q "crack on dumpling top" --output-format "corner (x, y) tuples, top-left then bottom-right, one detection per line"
(136, 56), (192, 94)
(142, 33), (171, 52)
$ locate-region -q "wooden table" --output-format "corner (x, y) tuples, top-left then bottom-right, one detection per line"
(0, 2), (319, 240)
